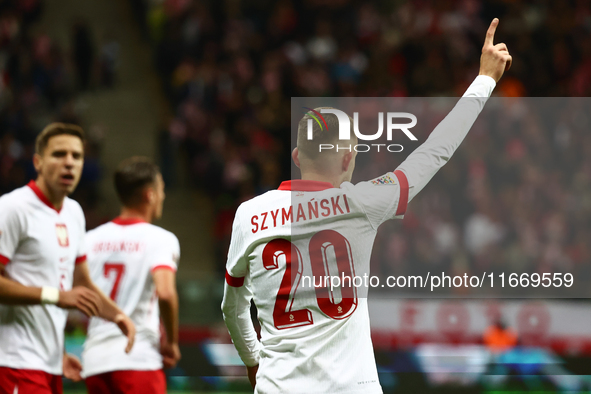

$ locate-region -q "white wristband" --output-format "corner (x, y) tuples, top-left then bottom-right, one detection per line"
(41, 286), (60, 305)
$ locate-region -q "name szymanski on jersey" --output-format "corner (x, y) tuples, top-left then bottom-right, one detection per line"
(227, 175), (408, 394)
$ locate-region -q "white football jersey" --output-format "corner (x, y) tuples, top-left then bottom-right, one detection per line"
(82, 218), (180, 377)
(226, 175), (408, 394)
(222, 76), (496, 394)
(0, 181), (87, 375)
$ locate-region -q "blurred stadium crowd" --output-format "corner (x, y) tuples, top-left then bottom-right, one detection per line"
(132, 0), (591, 287)
(0, 0), (105, 227)
(2, 0), (591, 292)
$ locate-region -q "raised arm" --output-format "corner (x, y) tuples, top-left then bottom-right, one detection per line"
(396, 18), (512, 202)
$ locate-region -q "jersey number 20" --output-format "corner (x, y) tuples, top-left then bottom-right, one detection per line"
(263, 229), (357, 330)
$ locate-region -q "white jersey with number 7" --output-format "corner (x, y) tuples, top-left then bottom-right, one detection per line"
(82, 218), (180, 377)
(222, 76), (496, 394)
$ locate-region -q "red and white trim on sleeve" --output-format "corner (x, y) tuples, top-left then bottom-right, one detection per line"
(151, 265), (177, 273)
(0, 254), (9, 265)
(75, 255), (86, 265)
(225, 269), (245, 287)
(393, 170), (409, 216)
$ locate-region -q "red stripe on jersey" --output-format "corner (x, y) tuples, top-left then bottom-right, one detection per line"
(27, 180), (61, 213)
(75, 255), (86, 264)
(394, 170), (409, 216)
(151, 265), (177, 273)
(112, 217), (147, 225)
(0, 254), (9, 265)
(278, 180), (334, 191)
(225, 269), (245, 287)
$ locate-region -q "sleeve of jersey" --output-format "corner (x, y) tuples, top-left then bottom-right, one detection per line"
(395, 75), (496, 203)
(0, 199), (23, 265)
(224, 207), (248, 285)
(346, 172), (408, 229)
(221, 206), (261, 367)
(221, 277), (261, 367)
(75, 207), (87, 264)
(149, 233), (180, 272)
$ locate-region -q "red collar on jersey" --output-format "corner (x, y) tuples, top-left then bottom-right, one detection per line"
(278, 180), (334, 191)
(27, 180), (61, 213)
(112, 217), (147, 225)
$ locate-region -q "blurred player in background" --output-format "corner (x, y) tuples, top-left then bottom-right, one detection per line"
(222, 19), (511, 393)
(0, 123), (136, 394)
(82, 156), (181, 394)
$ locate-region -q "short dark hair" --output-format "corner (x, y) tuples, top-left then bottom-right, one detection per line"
(297, 107), (354, 160)
(35, 123), (85, 155)
(114, 156), (160, 207)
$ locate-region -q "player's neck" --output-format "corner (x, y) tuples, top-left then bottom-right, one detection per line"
(35, 178), (66, 211)
(300, 172), (344, 188)
(119, 206), (152, 223)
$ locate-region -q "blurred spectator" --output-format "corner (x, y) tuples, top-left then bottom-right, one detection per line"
(484, 320), (518, 354)
(0, 2), (104, 229)
(99, 33), (119, 87)
(72, 19), (95, 90)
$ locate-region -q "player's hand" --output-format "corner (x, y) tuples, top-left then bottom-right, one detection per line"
(479, 18), (512, 82)
(247, 364), (258, 389)
(62, 353), (83, 382)
(114, 313), (136, 353)
(57, 286), (101, 317)
(161, 342), (181, 369)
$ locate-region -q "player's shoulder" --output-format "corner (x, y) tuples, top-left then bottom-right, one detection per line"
(141, 223), (179, 248)
(343, 172), (399, 189)
(0, 184), (32, 204)
(63, 196), (85, 219)
(0, 184), (36, 214)
(86, 220), (114, 239)
(146, 223), (178, 240)
(340, 172), (401, 196)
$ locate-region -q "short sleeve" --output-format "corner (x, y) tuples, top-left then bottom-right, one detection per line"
(83, 230), (96, 268)
(75, 207), (87, 264)
(225, 205), (248, 287)
(0, 198), (24, 264)
(344, 170), (409, 229)
(149, 232), (180, 272)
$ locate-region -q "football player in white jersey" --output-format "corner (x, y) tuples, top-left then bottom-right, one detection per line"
(222, 19), (512, 393)
(0, 123), (136, 394)
(82, 157), (181, 394)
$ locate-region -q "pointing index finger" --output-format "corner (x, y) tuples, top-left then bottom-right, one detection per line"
(485, 18), (499, 47)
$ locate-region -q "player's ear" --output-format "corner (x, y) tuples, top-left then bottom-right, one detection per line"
(145, 186), (155, 205)
(292, 148), (301, 168)
(342, 151), (353, 172)
(33, 153), (42, 174)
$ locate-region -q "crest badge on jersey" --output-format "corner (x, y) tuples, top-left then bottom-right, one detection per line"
(370, 174), (397, 185)
(55, 224), (69, 247)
